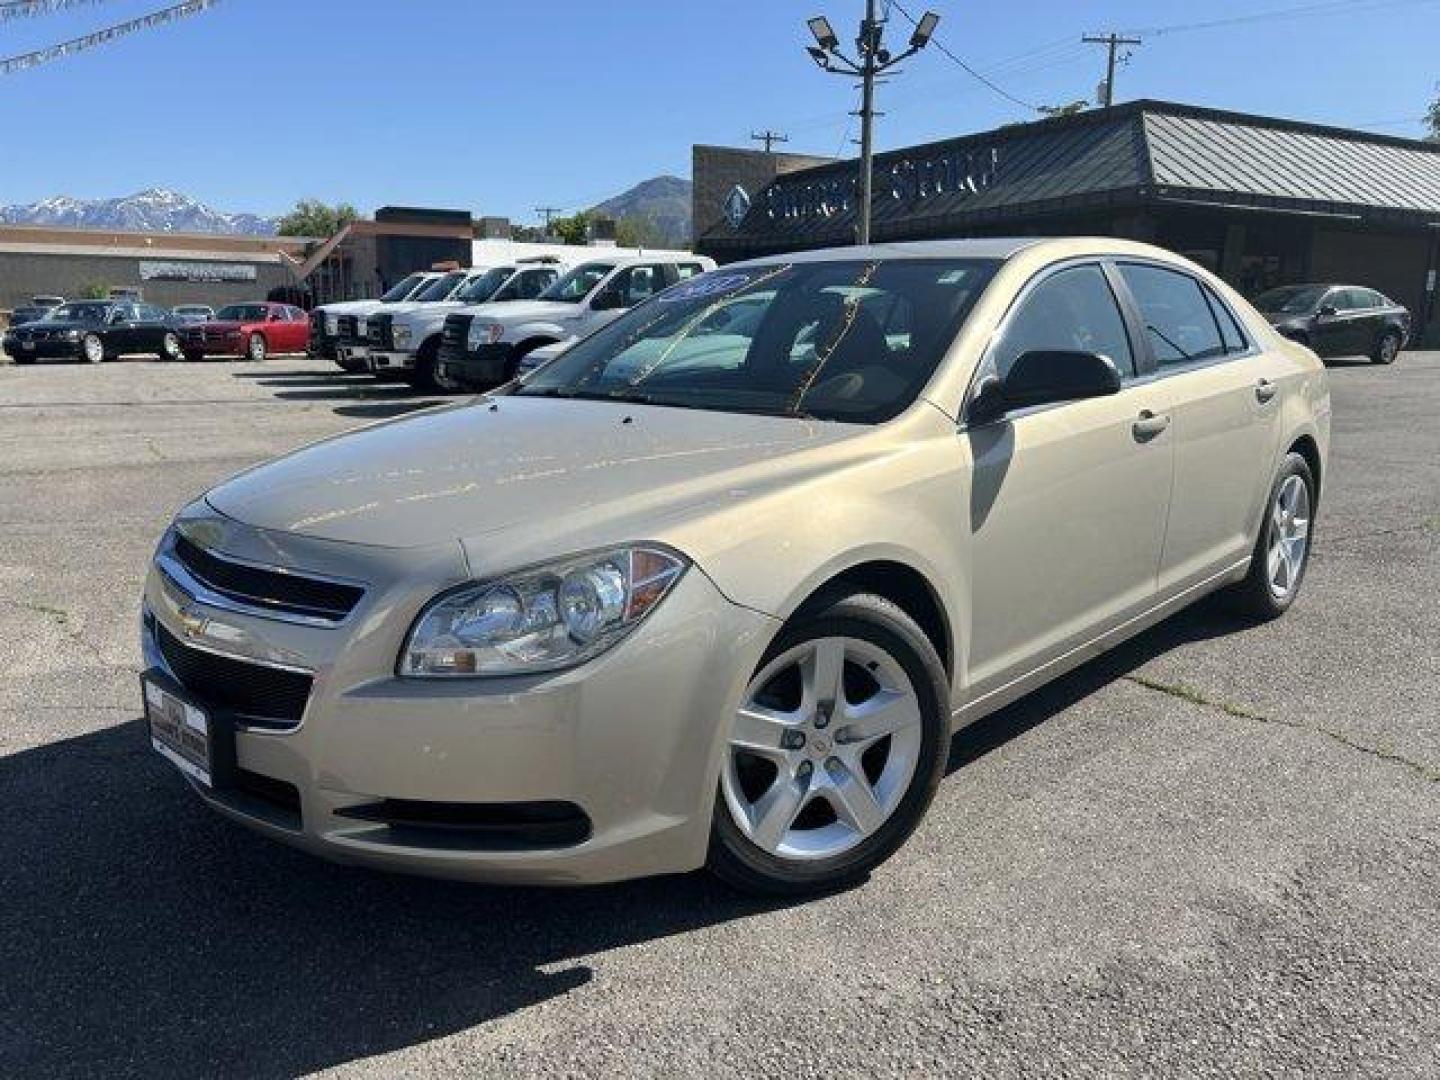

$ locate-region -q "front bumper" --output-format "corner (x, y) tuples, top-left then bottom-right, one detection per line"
(440, 343), (512, 389)
(4, 335), (83, 360)
(336, 343), (371, 369)
(364, 349), (414, 374)
(140, 507), (777, 885)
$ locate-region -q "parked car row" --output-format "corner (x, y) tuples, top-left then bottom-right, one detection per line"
(1252, 284), (1411, 364)
(2, 299), (310, 363)
(309, 252), (716, 391)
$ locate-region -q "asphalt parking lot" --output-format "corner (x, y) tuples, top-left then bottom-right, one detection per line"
(1, 352), (1437, 1078)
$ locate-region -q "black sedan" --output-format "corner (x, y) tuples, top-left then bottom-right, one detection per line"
(3, 300), (184, 364)
(1253, 284), (1410, 364)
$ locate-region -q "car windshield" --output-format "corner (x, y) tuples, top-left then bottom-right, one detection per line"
(414, 272), (466, 302)
(1254, 285), (1327, 314)
(380, 273), (425, 302)
(539, 263), (614, 303)
(215, 304), (269, 321)
(456, 267), (513, 303)
(514, 258), (999, 424)
(45, 302), (110, 322)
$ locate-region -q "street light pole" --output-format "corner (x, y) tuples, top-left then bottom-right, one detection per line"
(806, 5), (939, 247)
(856, 0), (878, 245)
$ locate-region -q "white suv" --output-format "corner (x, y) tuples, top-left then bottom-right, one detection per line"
(364, 261), (564, 390)
(437, 253), (716, 390)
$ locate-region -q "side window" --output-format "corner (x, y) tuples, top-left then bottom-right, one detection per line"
(1202, 285), (1249, 355)
(993, 264), (1135, 380)
(673, 263), (704, 281)
(617, 265), (663, 306)
(1116, 263), (1225, 367)
(519, 269), (553, 298)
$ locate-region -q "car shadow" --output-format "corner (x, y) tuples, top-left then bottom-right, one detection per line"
(946, 594), (1245, 775)
(5, 595), (1248, 1077)
(0, 721), (787, 1078)
(230, 370), (457, 420)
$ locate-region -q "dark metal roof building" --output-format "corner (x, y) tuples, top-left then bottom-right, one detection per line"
(696, 100), (1440, 344)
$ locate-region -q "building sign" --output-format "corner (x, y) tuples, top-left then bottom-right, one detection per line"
(138, 260), (258, 284)
(723, 185), (752, 230)
(762, 144), (1003, 224)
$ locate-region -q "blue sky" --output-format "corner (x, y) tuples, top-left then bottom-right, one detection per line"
(2, 0), (1437, 226)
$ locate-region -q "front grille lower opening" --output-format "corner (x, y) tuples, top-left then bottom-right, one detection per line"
(336, 799), (592, 851)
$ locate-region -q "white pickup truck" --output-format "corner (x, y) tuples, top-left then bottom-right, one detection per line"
(361, 260), (565, 390)
(436, 252), (716, 390)
(332, 269), (485, 372)
(309, 271), (442, 370)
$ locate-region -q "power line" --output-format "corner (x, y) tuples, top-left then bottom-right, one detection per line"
(0, 0), (219, 75)
(533, 207), (564, 230)
(1128, 0), (1440, 36)
(0, 0), (111, 21)
(888, 0), (1039, 113)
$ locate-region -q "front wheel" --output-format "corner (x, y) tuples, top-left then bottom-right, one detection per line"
(1372, 330), (1400, 365)
(708, 591), (949, 896)
(1225, 452), (1315, 620)
(410, 338), (459, 393)
(158, 332), (182, 361)
(246, 333), (267, 362)
(81, 333), (104, 364)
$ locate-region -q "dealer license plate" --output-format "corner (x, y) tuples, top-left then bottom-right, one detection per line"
(143, 676), (213, 787)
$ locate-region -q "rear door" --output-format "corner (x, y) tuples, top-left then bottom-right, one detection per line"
(962, 261), (1176, 695)
(1114, 262), (1282, 594)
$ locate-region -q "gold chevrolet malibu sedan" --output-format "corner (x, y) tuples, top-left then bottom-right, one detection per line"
(141, 238), (1329, 894)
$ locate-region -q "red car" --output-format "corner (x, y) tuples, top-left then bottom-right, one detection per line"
(177, 302), (310, 362)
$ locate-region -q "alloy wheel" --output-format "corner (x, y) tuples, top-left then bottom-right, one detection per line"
(1380, 334), (1399, 364)
(82, 334), (103, 363)
(1267, 474), (1311, 599)
(722, 636), (923, 861)
(162, 332), (180, 359)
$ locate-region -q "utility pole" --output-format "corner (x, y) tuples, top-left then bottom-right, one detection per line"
(534, 206), (563, 233)
(806, 4), (940, 246)
(1082, 32), (1141, 108)
(750, 129), (790, 153)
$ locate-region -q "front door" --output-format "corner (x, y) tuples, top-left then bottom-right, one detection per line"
(962, 262), (1175, 698)
(1113, 262), (1281, 592)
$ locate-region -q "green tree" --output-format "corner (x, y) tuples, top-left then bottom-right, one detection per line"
(1426, 85), (1440, 142)
(615, 213), (672, 250)
(1038, 100), (1088, 118)
(548, 210), (594, 246)
(277, 198), (360, 238)
(78, 280), (110, 300)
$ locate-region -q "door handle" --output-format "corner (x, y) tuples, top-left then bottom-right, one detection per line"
(1255, 378), (1278, 404)
(1132, 410), (1171, 441)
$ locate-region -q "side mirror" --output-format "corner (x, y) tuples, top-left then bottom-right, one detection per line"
(591, 288), (625, 311)
(967, 350), (1122, 427)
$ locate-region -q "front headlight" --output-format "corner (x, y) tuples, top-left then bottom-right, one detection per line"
(324, 314), (339, 335)
(401, 546), (687, 678)
(466, 321), (505, 351)
(393, 324), (412, 348)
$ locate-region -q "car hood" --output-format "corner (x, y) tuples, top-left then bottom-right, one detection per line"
(317, 300), (386, 316)
(204, 396), (862, 552)
(464, 300), (579, 325)
(15, 319), (94, 332)
(188, 319), (248, 332)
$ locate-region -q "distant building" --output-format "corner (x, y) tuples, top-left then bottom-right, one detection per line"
(695, 100), (1440, 345)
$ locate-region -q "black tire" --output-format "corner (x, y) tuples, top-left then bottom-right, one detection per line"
(506, 338), (555, 382)
(1372, 330), (1400, 365)
(81, 333), (104, 364)
(410, 337), (453, 393)
(157, 331), (182, 362)
(246, 333), (267, 362)
(707, 590), (949, 896)
(1225, 451), (1316, 621)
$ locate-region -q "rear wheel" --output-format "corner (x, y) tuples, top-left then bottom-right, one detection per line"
(1225, 452), (1315, 620)
(81, 333), (104, 364)
(708, 591), (949, 896)
(157, 332), (182, 361)
(247, 333), (267, 362)
(1372, 330), (1400, 365)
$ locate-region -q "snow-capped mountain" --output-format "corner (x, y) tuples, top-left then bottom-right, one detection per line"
(0, 188), (278, 235)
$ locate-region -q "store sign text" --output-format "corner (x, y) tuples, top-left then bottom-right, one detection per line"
(139, 260), (258, 284)
(764, 145), (1002, 223)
